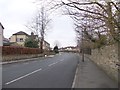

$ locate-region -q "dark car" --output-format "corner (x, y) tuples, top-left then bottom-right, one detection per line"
(53, 46), (59, 53)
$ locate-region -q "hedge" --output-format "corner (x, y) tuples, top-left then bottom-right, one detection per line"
(2, 46), (41, 55)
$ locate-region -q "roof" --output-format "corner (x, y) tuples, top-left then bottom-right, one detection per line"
(3, 37), (9, 42)
(39, 37), (50, 45)
(3, 37), (10, 46)
(13, 31), (29, 36)
(44, 40), (50, 45)
(60, 46), (77, 50)
(0, 22), (4, 29)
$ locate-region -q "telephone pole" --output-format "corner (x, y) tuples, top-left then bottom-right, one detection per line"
(81, 29), (84, 62)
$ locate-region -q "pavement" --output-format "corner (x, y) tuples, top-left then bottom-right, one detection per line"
(0, 55), (55, 65)
(73, 55), (119, 88)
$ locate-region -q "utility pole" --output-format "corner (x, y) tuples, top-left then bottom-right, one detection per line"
(81, 29), (84, 62)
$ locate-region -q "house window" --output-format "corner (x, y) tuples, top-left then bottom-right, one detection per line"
(20, 38), (23, 42)
(16, 38), (24, 42)
(16, 38), (20, 42)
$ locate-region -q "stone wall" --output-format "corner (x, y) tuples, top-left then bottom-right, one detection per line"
(87, 43), (119, 82)
(2, 51), (55, 62)
(2, 54), (44, 62)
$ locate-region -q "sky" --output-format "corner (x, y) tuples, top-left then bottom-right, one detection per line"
(0, 0), (77, 48)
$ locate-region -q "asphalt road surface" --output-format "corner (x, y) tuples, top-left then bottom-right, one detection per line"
(2, 53), (79, 88)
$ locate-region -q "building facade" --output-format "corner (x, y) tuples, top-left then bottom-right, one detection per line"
(9, 31), (50, 50)
(38, 37), (50, 51)
(9, 31), (29, 47)
(0, 22), (4, 46)
(43, 40), (50, 50)
(3, 37), (10, 46)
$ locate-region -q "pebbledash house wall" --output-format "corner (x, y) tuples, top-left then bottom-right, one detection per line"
(87, 43), (119, 82)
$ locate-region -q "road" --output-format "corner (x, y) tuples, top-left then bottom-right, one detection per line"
(2, 53), (79, 88)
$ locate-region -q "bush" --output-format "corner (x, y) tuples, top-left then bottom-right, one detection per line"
(24, 38), (39, 48)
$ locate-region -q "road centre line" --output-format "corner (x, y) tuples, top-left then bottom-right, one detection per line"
(5, 68), (42, 85)
(48, 59), (64, 67)
(48, 62), (58, 67)
(5, 59), (65, 85)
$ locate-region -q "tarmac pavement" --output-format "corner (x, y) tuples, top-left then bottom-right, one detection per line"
(73, 55), (118, 88)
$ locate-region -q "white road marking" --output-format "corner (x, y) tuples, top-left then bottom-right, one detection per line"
(48, 59), (64, 67)
(48, 62), (58, 67)
(72, 64), (79, 88)
(5, 68), (42, 85)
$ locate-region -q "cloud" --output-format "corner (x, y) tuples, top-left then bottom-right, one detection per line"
(46, 15), (76, 47)
(0, 0), (36, 38)
(0, 0), (77, 47)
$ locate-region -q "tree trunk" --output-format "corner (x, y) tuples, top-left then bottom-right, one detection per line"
(40, 38), (43, 53)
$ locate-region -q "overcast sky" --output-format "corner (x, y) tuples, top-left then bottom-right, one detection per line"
(0, 0), (77, 48)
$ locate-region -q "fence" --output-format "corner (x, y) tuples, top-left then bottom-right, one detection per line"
(2, 46), (41, 55)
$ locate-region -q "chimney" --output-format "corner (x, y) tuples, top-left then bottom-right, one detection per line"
(31, 32), (34, 36)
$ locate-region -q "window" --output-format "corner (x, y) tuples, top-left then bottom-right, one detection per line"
(16, 38), (20, 42)
(20, 38), (23, 42)
(16, 38), (24, 42)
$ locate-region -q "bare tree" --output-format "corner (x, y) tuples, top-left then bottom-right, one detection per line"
(60, 0), (120, 48)
(26, 6), (51, 53)
(40, 0), (119, 47)
(27, 0), (120, 50)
